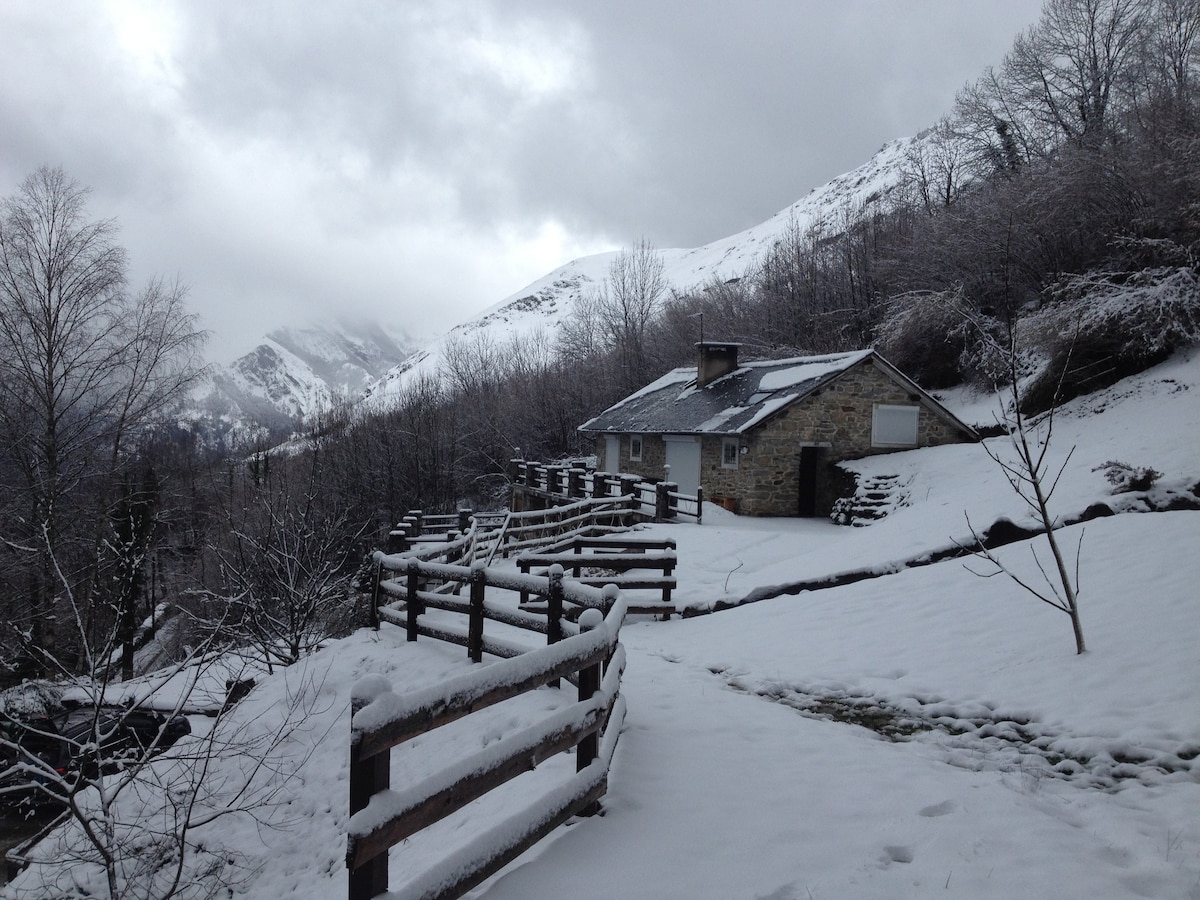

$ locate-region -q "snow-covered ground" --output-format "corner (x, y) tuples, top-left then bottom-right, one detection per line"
(5, 351), (1199, 899)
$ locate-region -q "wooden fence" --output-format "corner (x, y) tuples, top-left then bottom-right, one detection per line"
(348, 558), (627, 900)
(509, 460), (703, 524)
(517, 534), (677, 619)
(375, 497), (642, 590)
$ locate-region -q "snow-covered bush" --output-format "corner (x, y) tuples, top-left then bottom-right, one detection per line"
(1020, 266), (1200, 412)
(0, 680), (63, 719)
(1091, 460), (1163, 493)
(874, 288), (1004, 388)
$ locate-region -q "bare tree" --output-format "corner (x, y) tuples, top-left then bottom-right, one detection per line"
(202, 449), (367, 671)
(990, 0), (1151, 151)
(954, 65), (1039, 176)
(595, 238), (668, 391)
(903, 118), (972, 213)
(0, 167), (207, 676)
(755, 213), (825, 353)
(961, 323), (1087, 655)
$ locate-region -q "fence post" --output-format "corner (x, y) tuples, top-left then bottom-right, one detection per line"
(348, 676), (393, 900)
(600, 582), (619, 618)
(468, 563), (486, 663)
(567, 468), (582, 499)
(621, 475), (640, 525)
(655, 481), (669, 522)
(576, 608), (603, 815)
(385, 524), (407, 554)
(406, 557), (421, 642)
(369, 558), (382, 631)
(458, 508), (471, 533)
(547, 565), (564, 647)
(696, 486), (704, 524)
(546, 565), (564, 690)
(662, 481), (678, 520)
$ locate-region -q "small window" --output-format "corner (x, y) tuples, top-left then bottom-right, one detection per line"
(629, 435), (643, 462)
(722, 438), (740, 469)
(872, 404), (920, 447)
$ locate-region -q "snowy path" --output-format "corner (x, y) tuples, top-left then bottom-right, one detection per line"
(474, 617), (1198, 900)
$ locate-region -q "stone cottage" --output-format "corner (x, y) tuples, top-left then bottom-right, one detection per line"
(578, 343), (978, 516)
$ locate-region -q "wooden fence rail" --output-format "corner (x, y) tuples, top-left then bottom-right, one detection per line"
(516, 534), (678, 618)
(349, 559), (627, 900)
(378, 496), (639, 581)
(510, 460), (703, 524)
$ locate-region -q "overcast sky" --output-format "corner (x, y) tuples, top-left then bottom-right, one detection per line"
(1, 0), (1045, 364)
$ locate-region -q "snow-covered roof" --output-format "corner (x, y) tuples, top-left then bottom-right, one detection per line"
(579, 349), (980, 439)
(579, 350), (875, 435)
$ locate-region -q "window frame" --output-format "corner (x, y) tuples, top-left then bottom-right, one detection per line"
(721, 437), (740, 469)
(629, 434), (643, 462)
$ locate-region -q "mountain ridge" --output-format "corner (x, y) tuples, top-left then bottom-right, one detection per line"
(363, 136), (919, 403)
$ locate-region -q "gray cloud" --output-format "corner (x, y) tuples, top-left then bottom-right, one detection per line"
(0, 0), (1043, 363)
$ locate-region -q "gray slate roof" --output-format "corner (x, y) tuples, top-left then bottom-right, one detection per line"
(580, 349), (880, 435)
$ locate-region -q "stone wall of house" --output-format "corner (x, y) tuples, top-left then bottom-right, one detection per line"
(699, 435), (749, 508)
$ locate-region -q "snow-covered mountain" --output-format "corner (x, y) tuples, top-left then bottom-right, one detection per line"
(187, 133), (920, 437)
(189, 320), (418, 447)
(364, 136), (919, 403)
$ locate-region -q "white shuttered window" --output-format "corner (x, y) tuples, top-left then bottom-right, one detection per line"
(872, 404), (919, 447)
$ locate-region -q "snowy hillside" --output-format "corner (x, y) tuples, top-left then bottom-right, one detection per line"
(9, 350), (1197, 899)
(364, 137), (918, 403)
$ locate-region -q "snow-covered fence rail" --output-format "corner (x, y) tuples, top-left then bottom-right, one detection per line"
(385, 509), (508, 558)
(509, 459), (703, 524)
(517, 535), (678, 619)
(372, 555), (611, 661)
(378, 498), (632, 581)
(492, 496), (636, 558)
(377, 513), (511, 579)
(346, 586), (627, 900)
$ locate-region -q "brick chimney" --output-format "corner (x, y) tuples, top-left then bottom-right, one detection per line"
(696, 341), (740, 387)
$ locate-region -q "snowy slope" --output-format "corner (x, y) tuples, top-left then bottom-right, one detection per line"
(9, 350), (1198, 900)
(364, 137), (918, 403)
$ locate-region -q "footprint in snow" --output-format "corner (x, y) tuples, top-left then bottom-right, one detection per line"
(883, 845), (914, 864)
(918, 799), (956, 817)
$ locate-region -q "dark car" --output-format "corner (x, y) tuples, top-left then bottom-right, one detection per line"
(52, 706), (192, 776)
(1, 706), (191, 808)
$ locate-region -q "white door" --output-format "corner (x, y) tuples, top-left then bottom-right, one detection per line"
(664, 436), (701, 495)
(604, 435), (620, 473)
